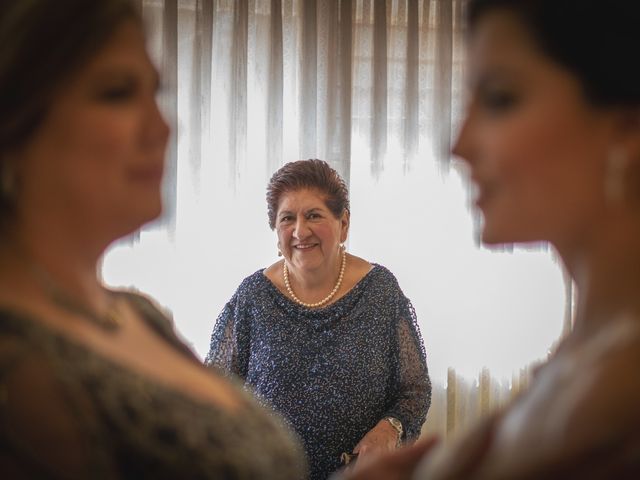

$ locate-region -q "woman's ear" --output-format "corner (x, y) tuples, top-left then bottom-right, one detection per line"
(613, 107), (640, 156)
(340, 209), (350, 243)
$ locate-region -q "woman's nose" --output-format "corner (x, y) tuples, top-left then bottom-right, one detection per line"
(144, 95), (171, 149)
(452, 109), (476, 165)
(452, 121), (470, 161)
(293, 219), (310, 239)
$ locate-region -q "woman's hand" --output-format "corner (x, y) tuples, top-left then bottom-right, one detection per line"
(335, 436), (439, 480)
(353, 419), (399, 459)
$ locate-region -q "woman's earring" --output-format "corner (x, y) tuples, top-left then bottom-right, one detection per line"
(278, 250), (282, 257)
(604, 146), (629, 205)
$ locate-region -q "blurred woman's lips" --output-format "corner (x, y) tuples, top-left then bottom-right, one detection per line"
(469, 173), (492, 207)
(474, 181), (497, 209)
(127, 164), (164, 183)
(475, 191), (488, 208)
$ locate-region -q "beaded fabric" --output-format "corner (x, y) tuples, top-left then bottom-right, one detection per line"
(206, 264), (431, 480)
(0, 292), (306, 479)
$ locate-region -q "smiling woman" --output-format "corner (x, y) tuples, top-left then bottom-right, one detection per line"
(452, 6), (613, 248)
(206, 159), (431, 480)
(275, 188), (348, 306)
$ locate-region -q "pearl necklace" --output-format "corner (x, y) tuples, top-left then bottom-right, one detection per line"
(283, 247), (347, 308)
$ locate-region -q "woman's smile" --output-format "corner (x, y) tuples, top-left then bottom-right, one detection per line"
(292, 242), (319, 251)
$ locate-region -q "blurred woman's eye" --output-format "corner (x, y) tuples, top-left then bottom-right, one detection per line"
(279, 215), (293, 223)
(97, 83), (136, 102)
(308, 213), (321, 219)
(481, 88), (519, 113)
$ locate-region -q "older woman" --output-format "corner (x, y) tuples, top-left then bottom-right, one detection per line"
(0, 1), (304, 477)
(206, 159), (431, 479)
(339, 0), (640, 479)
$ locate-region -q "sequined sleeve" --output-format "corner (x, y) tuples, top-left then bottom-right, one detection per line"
(384, 295), (431, 442)
(204, 291), (250, 378)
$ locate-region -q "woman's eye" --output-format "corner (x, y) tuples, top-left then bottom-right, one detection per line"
(482, 89), (518, 112)
(308, 213), (321, 219)
(280, 216), (292, 223)
(98, 84), (136, 102)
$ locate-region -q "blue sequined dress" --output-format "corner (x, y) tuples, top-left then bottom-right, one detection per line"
(206, 264), (431, 480)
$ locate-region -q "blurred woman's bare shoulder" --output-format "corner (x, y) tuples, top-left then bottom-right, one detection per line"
(415, 316), (640, 479)
(565, 314), (640, 426)
(484, 315), (640, 477)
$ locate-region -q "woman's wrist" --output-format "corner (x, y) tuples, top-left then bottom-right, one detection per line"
(383, 417), (404, 447)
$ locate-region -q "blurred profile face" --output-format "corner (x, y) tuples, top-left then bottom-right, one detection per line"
(275, 188), (348, 274)
(13, 20), (169, 242)
(453, 10), (619, 249)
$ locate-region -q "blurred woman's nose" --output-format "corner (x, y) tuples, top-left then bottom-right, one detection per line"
(452, 116), (473, 164)
(144, 96), (171, 148)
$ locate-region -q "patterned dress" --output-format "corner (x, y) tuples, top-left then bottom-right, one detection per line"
(0, 292), (306, 479)
(206, 264), (431, 480)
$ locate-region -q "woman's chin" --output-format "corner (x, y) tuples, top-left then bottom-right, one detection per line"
(109, 203), (164, 243)
(479, 217), (516, 245)
(480, 225), (544, 248)
(481, 234), (515, 248)
(132, 202), (163, 228)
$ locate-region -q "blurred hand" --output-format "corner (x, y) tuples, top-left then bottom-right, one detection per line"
(334, 436), (439, 480)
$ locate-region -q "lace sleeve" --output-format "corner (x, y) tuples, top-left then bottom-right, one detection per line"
(385, 297), (431, 442)
(204, 292), (250, 378)
(0, 338), (112, 478)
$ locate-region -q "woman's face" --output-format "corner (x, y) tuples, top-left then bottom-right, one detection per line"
(14, 20), (169, 241)
(453, 10), (619, 248)
(275, 188), (348, 274)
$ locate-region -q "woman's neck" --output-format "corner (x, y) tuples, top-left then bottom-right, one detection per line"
(286, 252), (344, 295)
(1, 220), (109, 314)
(560, 220), (640, 331)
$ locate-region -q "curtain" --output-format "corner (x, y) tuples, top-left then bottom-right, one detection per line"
(103, 0), (570, 439)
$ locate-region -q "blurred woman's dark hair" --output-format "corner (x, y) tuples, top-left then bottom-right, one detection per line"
(266, 159), (350, 230)
(467, 0), (640, 108)
(0, 0), (140, 227)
